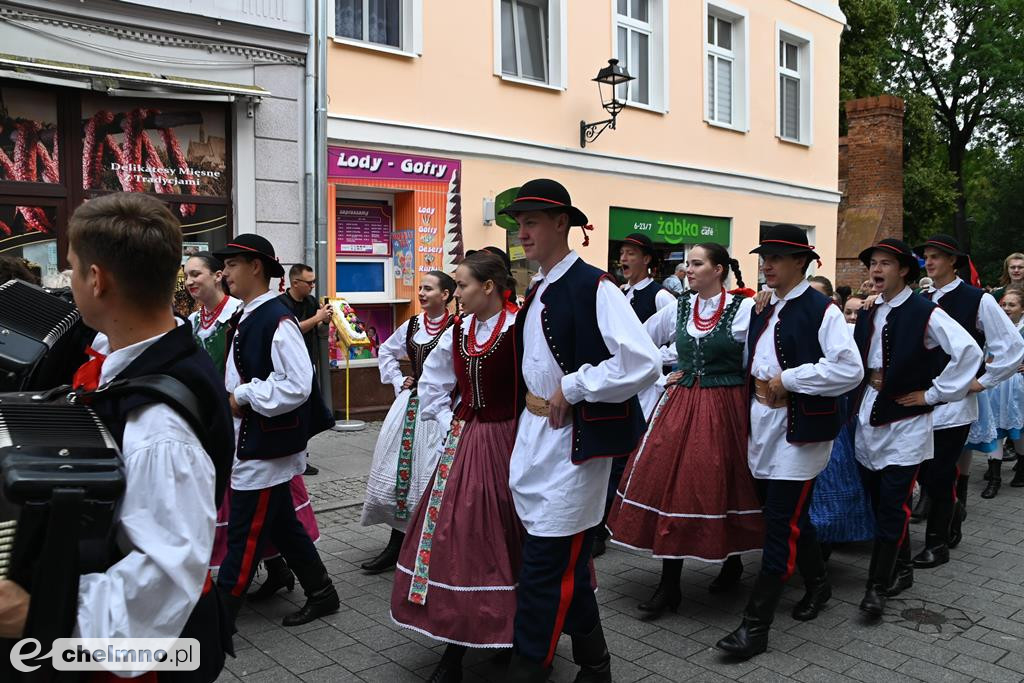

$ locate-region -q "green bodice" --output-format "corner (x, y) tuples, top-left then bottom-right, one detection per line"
(194, 321), (230, 375)
(674, 294), (745, 387)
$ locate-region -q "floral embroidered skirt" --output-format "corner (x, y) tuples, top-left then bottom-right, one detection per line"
(608, 383), (763, 561)
(361, 389), (446, 531)
(390, 416), (523, 648)
(210, 474), (319, 569)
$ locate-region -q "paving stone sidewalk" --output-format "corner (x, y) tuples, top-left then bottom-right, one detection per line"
(217, 426), (1024, 682)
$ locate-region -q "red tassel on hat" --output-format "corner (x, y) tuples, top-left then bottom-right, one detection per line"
(581, 224), (594, 247)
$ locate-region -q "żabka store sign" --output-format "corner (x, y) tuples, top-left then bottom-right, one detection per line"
(328, 147), (457, 183)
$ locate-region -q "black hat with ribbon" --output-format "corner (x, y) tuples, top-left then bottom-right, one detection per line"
(914, 234), (969, 270)
(498, 178), (594, 245)
(858, 238), (920, 281)
(750, 224), (820, 260)
(213, 233), (285, 278)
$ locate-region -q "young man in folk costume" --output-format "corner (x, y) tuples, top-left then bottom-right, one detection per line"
(912, 235), (1023, 565)
(213, 234), (339, 628)
(717, 224), (864, 660)
(500, 179), (662, 682)
(851, 239), (982, 619)
(0, 193), (234, 682)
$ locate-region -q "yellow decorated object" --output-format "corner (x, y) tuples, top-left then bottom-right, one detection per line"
(327, 297), (370, 347)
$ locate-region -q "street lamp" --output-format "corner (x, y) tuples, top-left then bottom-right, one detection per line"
(580, 58), (635, 148)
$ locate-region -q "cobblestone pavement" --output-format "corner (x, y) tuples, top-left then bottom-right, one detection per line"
(216, 427), (1024, 682)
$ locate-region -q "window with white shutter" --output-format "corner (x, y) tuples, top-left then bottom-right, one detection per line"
(614, 0), (667, 111)
(704, 3), (748, 132)
(776, 26), (813, 145)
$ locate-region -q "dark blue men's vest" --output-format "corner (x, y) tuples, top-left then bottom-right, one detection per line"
(628, 280), (664, 323)
(853, 291), (939, 426)
(929, 281), (986, 377)
(515, 258), (647, 464)
(747, 286), (841, 444)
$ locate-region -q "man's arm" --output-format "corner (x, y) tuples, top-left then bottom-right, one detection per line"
(977, 293), (1024, 388)
(919, 308), (985, 405)
(234, 318), (313, 416)
(779, 305), (864, 397)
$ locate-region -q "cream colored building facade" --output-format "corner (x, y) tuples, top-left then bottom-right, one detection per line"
(325, 0), (845, 345)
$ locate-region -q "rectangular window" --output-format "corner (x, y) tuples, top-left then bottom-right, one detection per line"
(614, 0), (667, 111)
(705, 3), (747, 131)
(501, 0), (549, 82)
(334, 0), (422, 54)
(776, 26), (812, 144)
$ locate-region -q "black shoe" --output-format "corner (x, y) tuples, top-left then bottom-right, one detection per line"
(948, 502), (966, 549)
(910, 490), (930, 523)
(1011, 467), (1024, 487)
(570, 623), (612, 683)
(861, 539), (899, 618)
(427, 660), (463, 683)
(884, 565), (913, 597)
(709, 555), (743, 594)
(859, 583), (885, 619)
(282, 568), (340, 626)
(504, 655), (549, 683)
(637, 583), (682, 620)
(716, 574), (784, 660)
(304, 462), (319, 476)
(912, 535), (949, 569)
(981, 461), (1001, 499)
(247, 556), (295, 601)
(361, 529), (404, 574)
(791, 573), (831, 621)
(1004, 439), (1018, 462)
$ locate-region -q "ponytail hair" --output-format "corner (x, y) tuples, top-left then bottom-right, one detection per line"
(694, 242), (744, 288)
(426, 269), (457, 303)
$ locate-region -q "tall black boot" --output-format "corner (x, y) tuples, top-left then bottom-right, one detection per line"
(860, 539), (899, 619)
(716, 574), (785, 660)
(1012, 458), (1024, 487)
(218, 589), (244, 636)
(504, 654), (549, 683)
(570, 622), (612, 683)
(247, 556), (296, 601)
(709, 554), (744, 593)
(591, 525), (609, 558)
(981, 460), (1002, 499)
(282, 564), (340, 626)
(361, 528), (404, 574)
(885, 537), (913, 597)
(428, 644), (466, 683)
(791, 538), (830, 621)
(956, 474), (969, 518)
(638, 559), (682, 619)
(913, 490), (951, 569)
(910, 487), (930, 523)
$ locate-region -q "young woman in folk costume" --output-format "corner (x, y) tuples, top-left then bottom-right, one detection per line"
(359, 270), (457, 573)
(607, 243), (763, 620)
(184, 252), (320, 600)
(390, 251), (524, 683)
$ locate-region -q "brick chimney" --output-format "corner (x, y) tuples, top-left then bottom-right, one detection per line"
(836, 95), (905, 290)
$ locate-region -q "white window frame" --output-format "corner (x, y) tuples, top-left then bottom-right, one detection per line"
(329, 0), (424, 58)
(703, 1), (748, 132)
(493, 0), (568, 91)
(610, 0), (669, 113)
(776, 23), (813, 146)
(334, 190), (397, 304)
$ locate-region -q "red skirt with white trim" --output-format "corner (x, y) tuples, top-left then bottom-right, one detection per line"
(607, 382), (764, 561)
(391, 416), (523, 648)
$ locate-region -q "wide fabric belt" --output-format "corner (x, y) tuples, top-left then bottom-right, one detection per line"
(753, 378), (787, 409)
(525, 392), (550, 417)
(868, 369), (884, 391)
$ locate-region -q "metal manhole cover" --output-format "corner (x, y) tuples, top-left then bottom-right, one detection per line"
(884, 599), (975, 638)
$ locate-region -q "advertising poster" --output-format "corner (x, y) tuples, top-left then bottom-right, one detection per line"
(392, 229), (415, 286)
(348, 304), (394, 360)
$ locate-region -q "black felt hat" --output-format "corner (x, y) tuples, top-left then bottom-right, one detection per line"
(214, 233), (285, 278)
(858, 238), (920, 281)
(750, 224), (820, 260)
(498, 178), (589, 227)
(914, 234), (969, 270)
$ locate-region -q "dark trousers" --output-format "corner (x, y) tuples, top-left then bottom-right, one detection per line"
(858, 463), (919, 543)
(754, 478), (822, 580)
(924, 425), (971, 534)
(216, 481), (323, 597)
(513, 530), (600, 667)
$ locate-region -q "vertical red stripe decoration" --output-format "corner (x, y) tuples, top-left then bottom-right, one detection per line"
(898, 468), (920, 547)
(232, 489), (272, 597)
(545, 532), (585, 667)
(783, 481), (814, 581)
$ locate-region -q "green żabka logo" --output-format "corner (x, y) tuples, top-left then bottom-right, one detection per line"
(654, 216), (715, 245)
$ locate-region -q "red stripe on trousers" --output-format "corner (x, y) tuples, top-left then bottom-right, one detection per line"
(898, 468), (920, 547)
(783, 482), (814, 581)
(953, 465), (960, 503)
(544, 532), (585, 668)
(231, 489), (272, 597)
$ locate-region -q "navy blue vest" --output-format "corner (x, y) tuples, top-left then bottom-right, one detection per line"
(230, 298), (334, 460)
(853, 292), (939, 426)
(747, 286), (841, 444)
(515, 258), (647, 464)
(628, 280), (663, 323)
(929, 281), (986, 377)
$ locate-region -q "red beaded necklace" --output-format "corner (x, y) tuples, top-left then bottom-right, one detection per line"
(423, 310), (450, 336)
(466, 308), (507, 356)
(199, 296), (230, 330)
(692, 288), (726, 332)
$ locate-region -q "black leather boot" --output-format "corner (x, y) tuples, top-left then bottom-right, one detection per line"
(709, 555), (744, 593)
(637, 583), (682, 619)
(910, 488), (930, 523)
(503, 654), (549, 683)
(948, 501), (966, 549)
(884, 538), (913, 597)
(247, 556), (295, 601)
(218, 589), (244, 635)
(792, 572), (831, 621)
(591, 526), (609, 558)
(956, 474), (969, 518)
(570, 622), (612, 682)
(860, 540), (899, 619)
(981, 460), (1002, 499)
(282, 567), (340, 626)
(716, 574), (784, 660)
(428, 644), (466, 682)
(1012, 462), (1024, 487)
(913, 531), (950, 568)
(361, 528), (404, 574)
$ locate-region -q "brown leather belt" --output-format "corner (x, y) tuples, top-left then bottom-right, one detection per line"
(525, 392), (550, 417)
(868, 369), (884, 391)
(753, 378), (787, 409)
